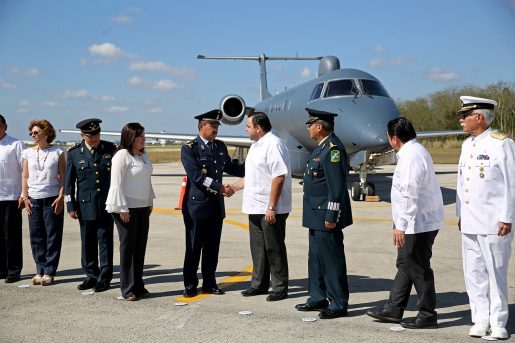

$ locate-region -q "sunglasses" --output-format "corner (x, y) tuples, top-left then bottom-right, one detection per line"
(29, 130), (41, 136)
(459, 112), (480, 120)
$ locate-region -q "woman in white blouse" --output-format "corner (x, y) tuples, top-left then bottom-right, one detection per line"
(21, 120), (66, 286)
(106, 123), (155, 301)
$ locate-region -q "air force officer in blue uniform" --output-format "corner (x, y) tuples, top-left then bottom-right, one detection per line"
(181, 110), (245, 297)
(295, 109), (353, 319)
(65, 119), (116, 292)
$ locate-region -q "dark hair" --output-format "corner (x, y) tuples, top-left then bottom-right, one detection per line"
(119, 122), (145, 155)
(29, 119), (56, 143)
(248, 112), (272, 132)
(387, 117), (416, 143)
(0, 114), (5, 126)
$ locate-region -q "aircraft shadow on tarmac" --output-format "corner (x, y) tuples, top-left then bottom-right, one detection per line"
(348, 171), (457, 206)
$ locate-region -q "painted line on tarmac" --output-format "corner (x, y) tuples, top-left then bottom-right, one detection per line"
(174, 265), (253, 303)
(152, 208), (249, 230)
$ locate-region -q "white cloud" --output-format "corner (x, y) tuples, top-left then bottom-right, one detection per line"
(300, 68), (312, 78)
(95, 95), (116, 102)
(425, 67), (462, 81)
(128, 76), (183, 92)
(0, 78), (17, 90)
(19, 100), (30, 107)
(61, 89), (90, 98)
(106, 106), (129, 113)
(153, 79), (180, 92)
(128, 76), (143, 85)
(43, 101), (60, 107)
(129, 61), (196, 78)
(89, 42), (129, 59)
(11, 66), (41, 76)
(368, 56), (416, 68)
(149, 107), (164, 113)
(111, 14), (132, 23)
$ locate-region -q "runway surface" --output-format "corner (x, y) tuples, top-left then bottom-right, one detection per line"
(1, 163), (513, 342)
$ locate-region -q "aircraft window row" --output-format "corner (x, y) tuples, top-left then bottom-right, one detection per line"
(308, 79), (391, 101)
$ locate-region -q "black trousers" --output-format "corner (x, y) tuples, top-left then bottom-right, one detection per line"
(112, 207), (150, 298)
(0, 200), (23, 278)
(27, 196), (64, 276)
(308, 228), (349, 312)
(248, 213), (289, 293)
(385, 230), (439, 319)
(79, 214), (113, 284)
(182, 211), (223, 290)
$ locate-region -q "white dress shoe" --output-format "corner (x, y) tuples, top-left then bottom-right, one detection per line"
(490, 327), (508, 340)
(469, 322), (490, 337)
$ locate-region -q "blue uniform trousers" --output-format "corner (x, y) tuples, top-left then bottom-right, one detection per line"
(307, 228), (349, 312)
(27, 196), (64, 276)
(79, 217), (113, 284)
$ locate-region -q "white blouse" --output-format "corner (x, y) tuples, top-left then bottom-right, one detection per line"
(21, 146), (63, 199)
(105, 149), (155, 213)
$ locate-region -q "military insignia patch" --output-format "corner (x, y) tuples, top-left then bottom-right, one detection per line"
(201, 168), (208, 174)
(330, 150), (340, 163)
(491, 131), (507, 140)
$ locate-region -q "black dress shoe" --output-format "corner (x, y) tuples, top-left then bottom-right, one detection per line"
(94, 282), (110, 292)
(266, 292), (288, 302)
(241, 287), (269, 297)
(400, 317), (438, 329)
(366, 308), (402, 323)
(319, 309), (348, 319)
(202, 287), (225, 295)
(295, 300), (329, 312)
(77, 280), (96, 290)
(183, 288), (198, 298)
(5, 275), (21, 283)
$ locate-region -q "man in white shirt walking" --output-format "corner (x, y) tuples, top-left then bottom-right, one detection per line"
(367, 117), (444, 329)
(0, 114), (25, 283)
(456, 96), (514, 340)
(233, 112), (292, 301)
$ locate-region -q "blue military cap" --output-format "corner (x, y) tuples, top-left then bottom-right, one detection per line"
(76, 118), (102, 135)
(194, 109), (222, 124)
(305, 108), (337, 125)
(458, 96), (497, 114)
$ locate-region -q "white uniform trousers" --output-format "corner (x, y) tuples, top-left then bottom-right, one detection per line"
(462, 232), (513, 328)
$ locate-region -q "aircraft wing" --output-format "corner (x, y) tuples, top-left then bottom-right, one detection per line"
(59, 129), (252, 147)
(416, 130), (465, 138)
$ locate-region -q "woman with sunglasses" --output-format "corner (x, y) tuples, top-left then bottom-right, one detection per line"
(21, 120), (66, 286)
(106, 123), (155, 301)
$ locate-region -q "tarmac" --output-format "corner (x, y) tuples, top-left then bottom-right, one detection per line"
(0, 163), (513, 343)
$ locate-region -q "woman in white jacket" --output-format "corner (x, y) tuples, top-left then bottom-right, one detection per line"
(106, 122), (155, 301)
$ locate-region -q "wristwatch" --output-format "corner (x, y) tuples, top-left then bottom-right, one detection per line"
(267, 205), (276, 211)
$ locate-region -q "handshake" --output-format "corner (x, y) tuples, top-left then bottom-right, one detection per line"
(221, 184), (236, 197)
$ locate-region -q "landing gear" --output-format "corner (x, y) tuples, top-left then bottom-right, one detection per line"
(350, 181), (375, 201)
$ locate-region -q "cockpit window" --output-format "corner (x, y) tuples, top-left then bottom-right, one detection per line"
(323, 79), (358, 98)
(360, 79), (390, 98)
(309, 83), (324, 101)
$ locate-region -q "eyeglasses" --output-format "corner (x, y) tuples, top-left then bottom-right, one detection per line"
(29, 131), (41, 136)
(460, 112), (480, 120)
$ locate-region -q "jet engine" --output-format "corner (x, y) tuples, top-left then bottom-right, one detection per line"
(219, 94), (246, 125)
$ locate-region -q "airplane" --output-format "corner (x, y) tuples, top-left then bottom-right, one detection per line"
(61, 54), (462, 201)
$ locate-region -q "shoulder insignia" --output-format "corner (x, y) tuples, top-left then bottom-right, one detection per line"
(186, 139), (197, 148)
(329, 141), (336, 148)
(67, 143), (81, 151)
(490, 131), (507, 140)
(330, 150), (341, 163)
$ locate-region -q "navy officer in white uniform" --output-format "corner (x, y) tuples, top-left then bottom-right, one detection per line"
(456, 96), (514, 340)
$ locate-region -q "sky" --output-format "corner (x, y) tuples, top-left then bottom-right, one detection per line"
(1, 0), (514, 141)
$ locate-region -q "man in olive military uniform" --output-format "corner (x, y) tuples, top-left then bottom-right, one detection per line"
(65, 118), (116, 292)
(181, 109), (244, 297)
(295, 108), (353, 319)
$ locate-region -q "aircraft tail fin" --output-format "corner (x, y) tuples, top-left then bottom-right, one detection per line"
(197, 54), (322, 101)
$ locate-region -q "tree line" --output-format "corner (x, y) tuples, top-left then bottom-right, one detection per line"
(395, 81), (515, 137)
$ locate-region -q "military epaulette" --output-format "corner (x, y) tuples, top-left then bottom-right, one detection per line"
(329, 141), (337, 148)
(185, 139), (197, 148)
(490, 131), (507, 140)
(67, 143), (81, 151)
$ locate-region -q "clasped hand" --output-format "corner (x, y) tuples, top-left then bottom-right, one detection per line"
(221, 184), (235, 197)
